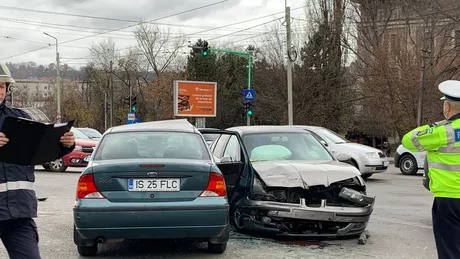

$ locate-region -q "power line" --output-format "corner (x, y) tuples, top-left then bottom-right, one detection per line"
(2, 3), (308, 61)
(0, 16), (268, 36)
(0, 5), (140, 23)
(208, 17), (283, 41)
(0, 0), (230, 60)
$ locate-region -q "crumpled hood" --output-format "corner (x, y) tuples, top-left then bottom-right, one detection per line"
(251, 160), (361, 188)
(337, 143), (383, 153)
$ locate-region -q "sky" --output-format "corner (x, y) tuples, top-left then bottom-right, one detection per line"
(0, 0), (309, 69)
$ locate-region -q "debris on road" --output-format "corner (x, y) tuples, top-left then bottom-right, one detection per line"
(37, 197), (48, 201)
(358, 230), (371, 245)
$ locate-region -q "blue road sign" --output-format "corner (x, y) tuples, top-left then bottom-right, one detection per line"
(127, 112), (136, 124)
(244, 89), (255, 101)
(133, 118), (142, 124)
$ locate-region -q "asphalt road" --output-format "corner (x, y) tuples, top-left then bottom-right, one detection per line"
(0, 166), (437, 259)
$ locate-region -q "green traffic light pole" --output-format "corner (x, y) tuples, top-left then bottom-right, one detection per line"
(206, 47), (253, 126)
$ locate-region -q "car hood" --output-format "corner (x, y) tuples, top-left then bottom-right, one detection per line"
(336, 142), (383, 153)
(251, 160), (361, 188)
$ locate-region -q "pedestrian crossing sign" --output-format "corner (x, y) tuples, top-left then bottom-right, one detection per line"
(244, 89), (255, 101)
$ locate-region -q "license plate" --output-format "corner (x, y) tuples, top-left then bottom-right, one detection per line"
(128, 178), (180, 192)
(383, 161), (389, 167)
(83, 155), (90, 162)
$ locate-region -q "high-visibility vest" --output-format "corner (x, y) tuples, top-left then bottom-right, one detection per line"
(402, 115), (460, 199)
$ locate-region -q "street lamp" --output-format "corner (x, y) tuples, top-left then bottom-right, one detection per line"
(43, 32), (61, 123)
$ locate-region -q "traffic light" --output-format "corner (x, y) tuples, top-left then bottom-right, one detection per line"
(203, 42), (209, 56)
(123, 96), (130, 106)
(131, 96), (137, 112)
(244, 101), (253, 116)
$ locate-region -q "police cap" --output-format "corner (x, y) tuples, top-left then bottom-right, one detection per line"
(0, 63), (15, 83)
(439, 80), (460, 102)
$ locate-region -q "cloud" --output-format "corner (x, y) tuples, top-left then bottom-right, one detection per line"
(0, 0), (295, 67)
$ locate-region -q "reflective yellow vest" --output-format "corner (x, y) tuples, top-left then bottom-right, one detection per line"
(402, 117), (460, 199)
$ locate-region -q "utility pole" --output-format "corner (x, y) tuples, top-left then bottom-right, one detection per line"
(104, 93), (108, 130)
(417, 49), (429, 127)
(43, 32), (61, 122)
(109, 60), (114, 128)
(285, 2), (294, 126)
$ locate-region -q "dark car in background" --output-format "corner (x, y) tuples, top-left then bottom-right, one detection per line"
(200, 126), (375, 238)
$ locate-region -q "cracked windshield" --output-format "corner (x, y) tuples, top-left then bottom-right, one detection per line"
(0, 0), (455, 258)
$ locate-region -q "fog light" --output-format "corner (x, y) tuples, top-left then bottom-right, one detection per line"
(261, 216), (271, 224)
(339, 187), (374, 207)
(71, 158), (80, 163)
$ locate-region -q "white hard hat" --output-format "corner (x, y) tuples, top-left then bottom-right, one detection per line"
(439, 80), (460, 101)
(0, 63), (15, 83)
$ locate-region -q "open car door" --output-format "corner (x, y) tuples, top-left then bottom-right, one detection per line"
(198, 129), (254, 206)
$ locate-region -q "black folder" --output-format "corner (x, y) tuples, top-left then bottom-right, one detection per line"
(0, 116), (74, 165)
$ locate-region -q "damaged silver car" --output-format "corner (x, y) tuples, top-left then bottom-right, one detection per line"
(199, 126), (375, 237)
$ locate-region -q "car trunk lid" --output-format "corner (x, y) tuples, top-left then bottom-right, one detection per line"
(91, 159), (212, 202)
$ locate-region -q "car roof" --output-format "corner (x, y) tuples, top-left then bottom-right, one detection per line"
(226, 125), (312, 135)
(108, 119), (198, 134)
(292, 125), (324, 130)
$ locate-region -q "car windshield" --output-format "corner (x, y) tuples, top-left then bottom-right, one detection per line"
(79, 128), (102, 138)
(243, 132), (333, 162)
(71, 127), (90, 139)
(313, 127), (349, 144)
(93, 131), (211, 161)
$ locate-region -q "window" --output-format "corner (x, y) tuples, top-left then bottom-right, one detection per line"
(71, 127), (90, 139)
(223, 135), (240, 161)
(93, 131), (210, 161)
(242, 132), (333, 162)
(312, 127), (349, 144)
(455, 30), (460, 50)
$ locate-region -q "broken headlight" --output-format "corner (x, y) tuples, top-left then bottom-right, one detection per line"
(338, 187), (374, 207)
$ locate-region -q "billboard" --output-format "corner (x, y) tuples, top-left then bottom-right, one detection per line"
(173, 80), (217, 117)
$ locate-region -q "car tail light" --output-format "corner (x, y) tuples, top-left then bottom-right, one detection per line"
(76, 174), (105, 199)
(199, 172), (227, 197)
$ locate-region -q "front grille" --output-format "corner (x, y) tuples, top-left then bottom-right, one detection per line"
(378, 152), (386, 158)
(82, 147), (94, 153)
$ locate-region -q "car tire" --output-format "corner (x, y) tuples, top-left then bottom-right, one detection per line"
(77, 245), (98, 257)
(49, 158), (68, 172)
(208, 242), (227, 254)
(232, 209), (246, 231)
(399, 154), (418, 175)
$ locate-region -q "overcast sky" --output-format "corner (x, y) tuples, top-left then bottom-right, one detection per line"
(0, 0), (308, 69)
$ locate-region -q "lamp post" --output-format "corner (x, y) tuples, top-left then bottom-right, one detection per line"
(43, 32), (61, 123)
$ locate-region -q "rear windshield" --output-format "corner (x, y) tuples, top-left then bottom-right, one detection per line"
(93, 131), (211, 161)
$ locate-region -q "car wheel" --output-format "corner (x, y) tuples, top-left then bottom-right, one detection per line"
(232, 209), (245, 231)
(208, 242), (227, 254)
(399, 154), (418, 175)
(77, 245), (98, 256)
(49, 158), (68, 172)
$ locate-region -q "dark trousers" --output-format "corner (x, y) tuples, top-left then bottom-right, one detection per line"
(0, 218), (41, 259)
(432, 197), (460, 259)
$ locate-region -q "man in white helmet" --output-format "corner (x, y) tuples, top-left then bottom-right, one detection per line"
(0, 63), (76, 259)
(402, 80), (460, 259)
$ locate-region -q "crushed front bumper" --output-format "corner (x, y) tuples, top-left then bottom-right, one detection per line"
(235, 192), (375, 237)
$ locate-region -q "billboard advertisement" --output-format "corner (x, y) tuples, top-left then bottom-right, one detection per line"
(173, 80), (217, 117)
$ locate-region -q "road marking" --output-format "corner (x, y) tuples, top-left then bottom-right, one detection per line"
(371, 216), (432, 229)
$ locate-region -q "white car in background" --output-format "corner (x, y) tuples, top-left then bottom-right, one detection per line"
(294, 126), (390, 179)
(394, 144), (426, 175)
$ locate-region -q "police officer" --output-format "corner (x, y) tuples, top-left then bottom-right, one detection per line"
(402, 80), (460, 259)
(0, 63), (76, 259)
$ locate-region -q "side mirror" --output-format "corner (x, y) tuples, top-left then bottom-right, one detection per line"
(320, 140), (328, 147)
(336, 153), (352, 162)
(219, 156), (233, 163)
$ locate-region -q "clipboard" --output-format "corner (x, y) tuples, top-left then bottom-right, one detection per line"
(0, 116), (75, 165)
